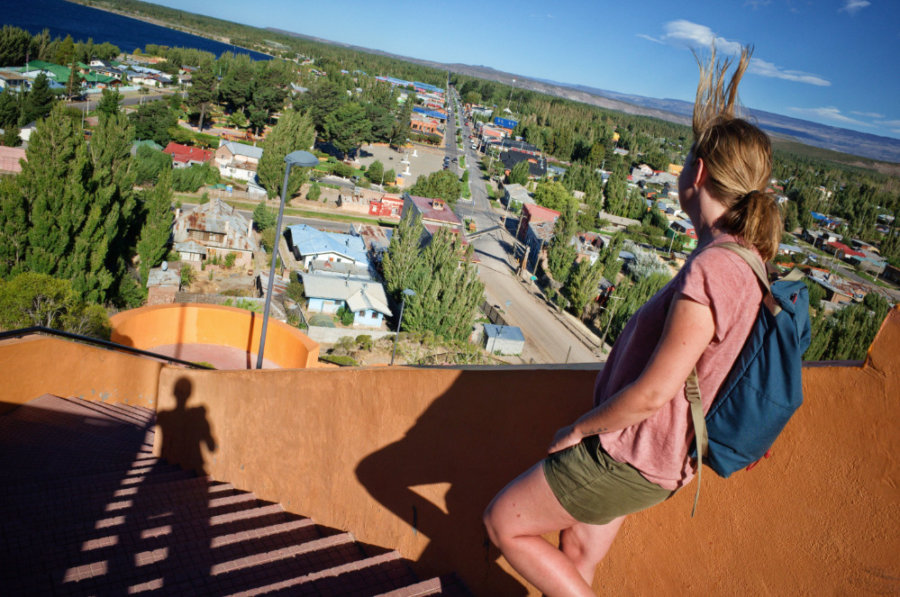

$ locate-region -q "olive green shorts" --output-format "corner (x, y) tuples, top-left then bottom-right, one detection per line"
(543, 435), (674, 525)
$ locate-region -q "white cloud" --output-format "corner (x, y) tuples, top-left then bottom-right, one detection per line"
(744, 0), (772, 8)
(636, 33), (664, 44)
(661, 20), (743, 54)
(749, 58), (831, 86)
(851, 110), (885, 118)
(638, 20), (832, 87)
(877, 119), (900, 127)
(787, 106), (870, 127)
(840, 0), (871, 14)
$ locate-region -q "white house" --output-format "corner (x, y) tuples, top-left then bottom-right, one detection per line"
(215, 141), (263, 182)
(301, 273), (392, 328)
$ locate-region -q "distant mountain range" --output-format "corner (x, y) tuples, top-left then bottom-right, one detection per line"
(270, 28), (900, 166)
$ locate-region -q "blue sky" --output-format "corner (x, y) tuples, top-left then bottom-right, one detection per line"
(149, 0), (900, 140)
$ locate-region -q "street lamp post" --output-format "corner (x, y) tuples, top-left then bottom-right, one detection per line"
(390, 288), (416, 366)
(256, 150), (319, 369)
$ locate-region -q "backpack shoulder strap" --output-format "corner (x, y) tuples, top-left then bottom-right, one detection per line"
(712, 242), (779, 315)
(686, 368), (706, 518)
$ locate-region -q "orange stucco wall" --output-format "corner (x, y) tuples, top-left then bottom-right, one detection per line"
(152, 307), (900, 595)
(0, 335), (163, 415)
(109, 303), (319, 369)
(4, 307), (898, 594)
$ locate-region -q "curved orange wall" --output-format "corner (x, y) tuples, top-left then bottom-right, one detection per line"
(110, 303), (319, 369)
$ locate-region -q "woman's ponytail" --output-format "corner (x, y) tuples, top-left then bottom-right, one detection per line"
(719, 190), (782, 262)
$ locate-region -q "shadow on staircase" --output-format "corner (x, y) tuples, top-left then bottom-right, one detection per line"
(0, 394), (468, 596)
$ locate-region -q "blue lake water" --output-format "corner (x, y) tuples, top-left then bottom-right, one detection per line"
(0, 0), (271, 61)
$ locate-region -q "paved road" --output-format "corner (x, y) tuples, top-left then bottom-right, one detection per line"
(447, 88), (600, 364)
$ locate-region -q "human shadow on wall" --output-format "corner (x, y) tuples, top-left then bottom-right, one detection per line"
(151, 377), (217, 589)
(356, 369), (595, 595)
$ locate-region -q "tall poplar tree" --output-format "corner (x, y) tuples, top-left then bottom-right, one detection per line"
(257, 109), (316, 198)
(564, 258), (605, 319)
(381, 210), (424, 297)
(136, 167), (174, 283)
(400, 229), (484, 343)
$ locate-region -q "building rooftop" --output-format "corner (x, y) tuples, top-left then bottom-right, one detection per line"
(286, 224), (369, 264)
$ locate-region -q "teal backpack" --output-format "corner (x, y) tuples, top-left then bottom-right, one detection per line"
(686, 243), (811, 516)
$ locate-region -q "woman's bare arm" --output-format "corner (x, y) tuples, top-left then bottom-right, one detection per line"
(549, 293), (715, 453)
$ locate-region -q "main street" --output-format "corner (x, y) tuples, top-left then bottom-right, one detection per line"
(447, 89), (600, 364)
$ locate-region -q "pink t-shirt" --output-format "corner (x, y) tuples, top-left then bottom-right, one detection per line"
(596, 235), (763, 490)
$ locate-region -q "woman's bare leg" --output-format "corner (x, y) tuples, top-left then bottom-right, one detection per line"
(484, 462), (622, 596)
(559, 517), (626, 585)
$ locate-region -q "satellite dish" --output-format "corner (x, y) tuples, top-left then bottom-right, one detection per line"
(161, 261), (168, 271)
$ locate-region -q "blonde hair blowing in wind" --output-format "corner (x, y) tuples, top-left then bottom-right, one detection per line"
(691, 45), (782, 262)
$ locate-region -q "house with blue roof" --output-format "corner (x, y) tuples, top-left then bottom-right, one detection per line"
(286, 224), (370, 270)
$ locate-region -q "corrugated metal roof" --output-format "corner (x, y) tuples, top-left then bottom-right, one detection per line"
(286, 224), (368, 264)
(219, 141), (263, 161)
(173, 199), (257, 253)
(301, 273), (391, 316)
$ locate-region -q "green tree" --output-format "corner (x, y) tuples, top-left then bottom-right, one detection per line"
(600, 231), (624, 281)
(19, 103), (98, 287)
(400, 228), (484, 343)
(257, 109), (316, 198)
(97, 87), (122, 118)
(389, 99), (412, 148)
(565, 258), (605, 318)
(0, 175), (28, 276)
(408, 170), (462, 207)
(0, 272), (110, 338)
(133, 144), (172, 186)
(187, 62), (217, 131)
(508, 160), (530, 186)
(325, 101), (371, 155)
(252, 201), (276, 231)
(365, 159), (384, 185)
(0, 91), (20, 128)
(136, 167), (174, 283)
(604, 163), (627, 217)
(304, 79), (345, 135)
(0, 25), (33, 66)
(381, 210), (424, 297)
(130, 100), (177, 146)
(534, 181), (573, 212)
(19, 73), (55, 126)
(218, 55), (255, 116)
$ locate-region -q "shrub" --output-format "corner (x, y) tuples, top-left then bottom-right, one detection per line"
(180, 264), (194, 287)
(319, 354), (359, 367)
(224, 253), (236, 268)
(307, 182), (321, 201)
(356, 334), (373, 351)
(336, 305), (355, 326)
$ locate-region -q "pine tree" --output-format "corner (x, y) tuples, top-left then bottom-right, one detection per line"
(257, 109), (316, 198)
(187, 62), (217, 131)
(0, 176), (28, 277)
(19, 103), (94, 281)
(96, 88), (122, 118)
(136, 167), (174, 283)
(19, 73), (55, 126)
(86, 111), (137, 303)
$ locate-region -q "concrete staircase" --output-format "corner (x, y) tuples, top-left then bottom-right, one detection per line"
(0, 395), (468, 596)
